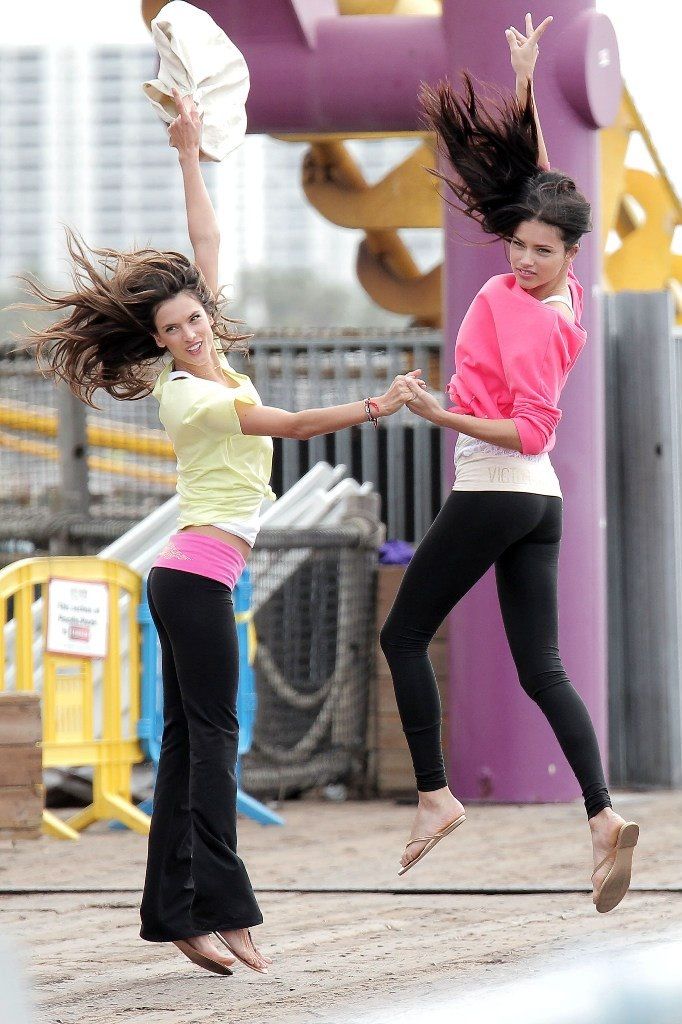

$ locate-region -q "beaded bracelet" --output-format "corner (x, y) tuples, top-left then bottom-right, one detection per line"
(364, 397), (379, 429)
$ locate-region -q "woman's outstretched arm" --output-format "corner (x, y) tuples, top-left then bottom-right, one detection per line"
(168, 89), (220, 293)
(506, 13), (553, 170)
(234, 372), (425, 441)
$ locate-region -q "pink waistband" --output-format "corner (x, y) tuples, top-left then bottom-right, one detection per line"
(153, 532), (246, 590)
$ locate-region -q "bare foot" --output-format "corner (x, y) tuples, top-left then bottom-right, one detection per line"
(400, 787), (466, 870)
(173, 933), (237, 973)
(184, 934), (235, 962)
(589, 807), (627, 902)
(215, 928), (271, 974)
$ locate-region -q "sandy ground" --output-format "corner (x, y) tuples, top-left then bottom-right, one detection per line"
(1, 791), (680, 1024)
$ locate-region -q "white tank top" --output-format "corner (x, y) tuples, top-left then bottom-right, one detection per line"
(452, 291), (572, 498)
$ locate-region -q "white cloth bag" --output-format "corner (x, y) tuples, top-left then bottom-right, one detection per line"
(142, 0), (250, 162)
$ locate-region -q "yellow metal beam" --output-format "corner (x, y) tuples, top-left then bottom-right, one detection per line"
(0, 429), (176, 487)
(606, 168), (679, 292)
(357, 240), (441, 324)
(0, 400), (172, 458)
(601, 87), (681, 320)
(303, 139), (440, 229)
(339, 1), (441, 13)
(300, 138), (442, 325)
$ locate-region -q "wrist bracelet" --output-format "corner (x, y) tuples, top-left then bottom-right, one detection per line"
(364, 397), (378, 430)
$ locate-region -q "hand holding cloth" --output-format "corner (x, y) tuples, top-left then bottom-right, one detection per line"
(143, 0), (249, 162)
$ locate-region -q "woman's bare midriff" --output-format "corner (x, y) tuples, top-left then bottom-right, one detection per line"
(179, 524), (252, 561)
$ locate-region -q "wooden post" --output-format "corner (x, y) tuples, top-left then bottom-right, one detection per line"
(0, 693), (43, 839)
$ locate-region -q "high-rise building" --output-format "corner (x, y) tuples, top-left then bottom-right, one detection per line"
(0, 46), (217, 285)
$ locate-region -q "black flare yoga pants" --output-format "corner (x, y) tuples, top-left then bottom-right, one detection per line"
(139, 567), (262, 943)
(379, 491), (612, 820)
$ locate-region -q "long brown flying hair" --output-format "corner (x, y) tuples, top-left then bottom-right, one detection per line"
(18, 229), (249, 406)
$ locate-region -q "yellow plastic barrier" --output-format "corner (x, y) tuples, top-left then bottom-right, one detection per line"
(0, 557), (151, 841)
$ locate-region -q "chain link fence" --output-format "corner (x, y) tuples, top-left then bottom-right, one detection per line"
(0, 329), (444, 560)
(242, 528), (378, 797)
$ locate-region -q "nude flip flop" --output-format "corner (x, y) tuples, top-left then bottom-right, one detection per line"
(173, 939), (234, 976)
(213, 930), (269, 975)
(398, 813), (466, 876)
(592, 821), (640, 914)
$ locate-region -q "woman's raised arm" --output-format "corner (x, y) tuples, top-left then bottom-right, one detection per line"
(506, 13), (553, 170)
(168, 89), (220, 294)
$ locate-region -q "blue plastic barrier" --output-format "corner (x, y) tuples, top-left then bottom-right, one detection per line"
(133, 569), (283, 827)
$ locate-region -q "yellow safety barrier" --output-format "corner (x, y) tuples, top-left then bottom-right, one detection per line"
(0, 557), (151, 840)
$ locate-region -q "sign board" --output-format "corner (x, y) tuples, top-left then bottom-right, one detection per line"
(46, 578), (109, 659)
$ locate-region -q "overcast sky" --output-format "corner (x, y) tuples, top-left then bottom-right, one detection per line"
(3, 1), (680, 192)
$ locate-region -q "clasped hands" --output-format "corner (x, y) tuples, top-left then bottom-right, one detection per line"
(376, 369), (444, 424)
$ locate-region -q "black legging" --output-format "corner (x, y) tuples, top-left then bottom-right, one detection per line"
(139, 567), (262, 942)
(380, 491), (611, 820)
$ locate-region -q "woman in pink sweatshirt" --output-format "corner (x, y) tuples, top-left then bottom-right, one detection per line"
(380, 14), (638, 912)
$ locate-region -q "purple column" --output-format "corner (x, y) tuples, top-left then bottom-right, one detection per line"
(187, 0), (620, 803)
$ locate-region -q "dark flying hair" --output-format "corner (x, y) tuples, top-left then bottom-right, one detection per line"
(420, 73), (591, 247)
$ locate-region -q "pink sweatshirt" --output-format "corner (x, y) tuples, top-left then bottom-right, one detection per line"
(446, 267), (586, 456)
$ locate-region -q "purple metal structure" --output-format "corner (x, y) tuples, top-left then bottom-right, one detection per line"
(189, 0), (621, 803)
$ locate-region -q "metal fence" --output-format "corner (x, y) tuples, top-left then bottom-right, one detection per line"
(230, 330), (444, 541)
(0, 329), (444, 554)
(242, 527), (378, 797)
(0, 352), (177, 553)
(5, 305), (682, 789)
(605, 291), (682, 787)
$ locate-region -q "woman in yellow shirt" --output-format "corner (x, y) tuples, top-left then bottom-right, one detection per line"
(26, 91), (421, 978)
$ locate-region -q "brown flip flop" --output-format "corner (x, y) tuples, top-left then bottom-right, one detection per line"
(592, 821), (640, 913)
(398, 813), (466, 876)
(173, 938), (234, 976)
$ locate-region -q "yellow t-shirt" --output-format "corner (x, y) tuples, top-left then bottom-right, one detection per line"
(152, 347), (275, 530)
